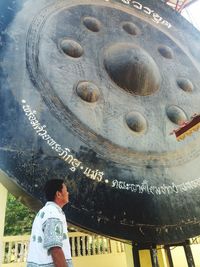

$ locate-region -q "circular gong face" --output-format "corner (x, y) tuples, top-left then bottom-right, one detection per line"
(1, 0), (200, 245)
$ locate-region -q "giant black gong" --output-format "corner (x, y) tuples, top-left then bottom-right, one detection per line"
(1, 0), (200, 245)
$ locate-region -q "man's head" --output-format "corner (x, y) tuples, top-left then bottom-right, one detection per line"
(44, 179), (69, 207)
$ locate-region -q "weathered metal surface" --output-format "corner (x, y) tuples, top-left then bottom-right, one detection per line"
(1, 0), (200, 245)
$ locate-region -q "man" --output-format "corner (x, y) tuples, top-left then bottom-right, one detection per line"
(27, 179), (73, 267)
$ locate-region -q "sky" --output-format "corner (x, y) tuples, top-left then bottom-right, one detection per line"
(181, 0), (200, 31)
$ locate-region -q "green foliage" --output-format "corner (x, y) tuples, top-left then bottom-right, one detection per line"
(4, 193), (36, 236)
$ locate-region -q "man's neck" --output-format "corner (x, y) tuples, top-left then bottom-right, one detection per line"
(54, 199), (64, 208)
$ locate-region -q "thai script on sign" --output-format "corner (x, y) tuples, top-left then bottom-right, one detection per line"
(112, 178), (200, 195)
(120, 0), (172, 28)
(21, 100), (104, 183)
(22, 99), (200, 195)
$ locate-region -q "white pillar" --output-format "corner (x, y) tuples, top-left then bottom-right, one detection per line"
(0, 183), (7, 266)
(124, 243), (134, 267)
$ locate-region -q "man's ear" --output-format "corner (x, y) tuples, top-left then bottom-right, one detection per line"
(55, 190), (61, 199)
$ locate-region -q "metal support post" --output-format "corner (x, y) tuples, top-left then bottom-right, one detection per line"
(165, 245), (174, 267)
(150, 246), (160, 267)
(132, 242), (141, 267)
(183, 241), (196, 267)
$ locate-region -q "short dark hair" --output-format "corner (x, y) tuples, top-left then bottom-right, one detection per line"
(44, 179), (64, 201)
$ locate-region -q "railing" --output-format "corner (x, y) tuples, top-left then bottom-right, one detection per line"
(2, 232), (125, 264)
(3, 234), (200, 267)
(2, 235), (29, 264)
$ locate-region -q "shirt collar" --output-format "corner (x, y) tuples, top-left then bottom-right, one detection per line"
(45, 201), (62, 212)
